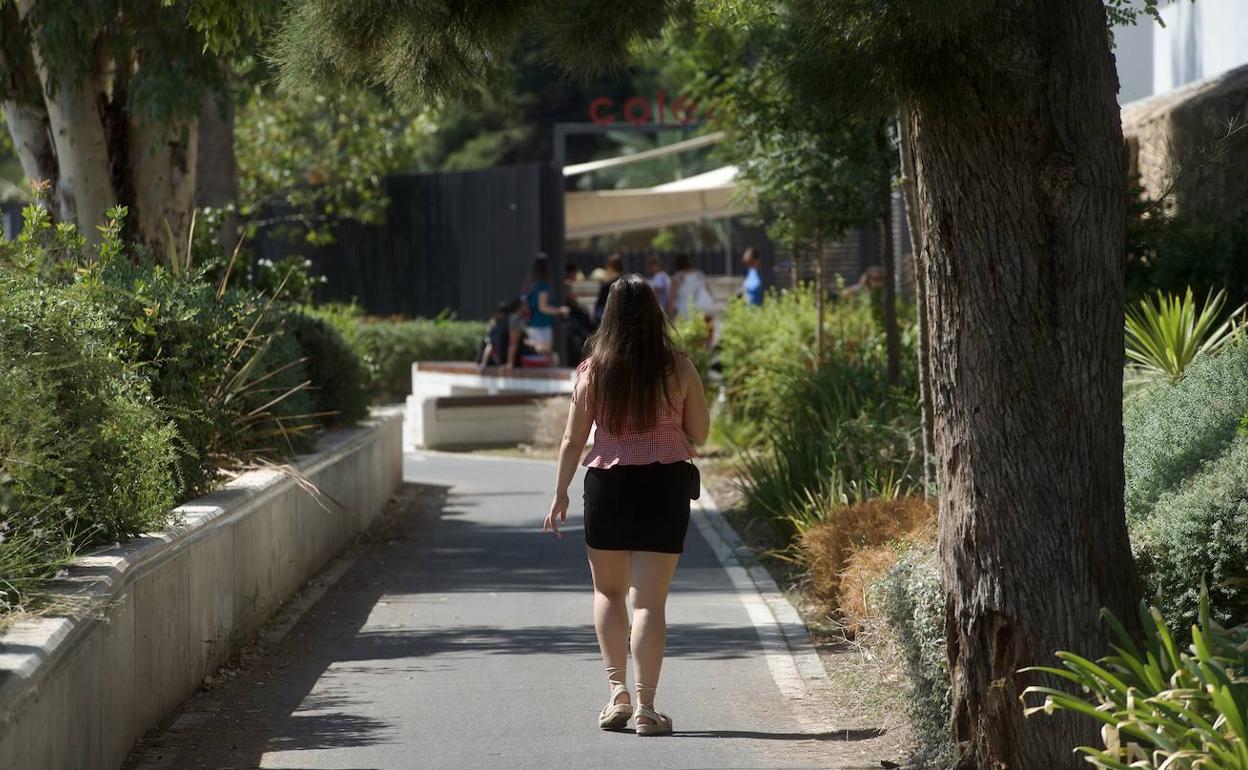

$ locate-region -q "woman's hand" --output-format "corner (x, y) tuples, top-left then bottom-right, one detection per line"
(542, 492), (569, 539)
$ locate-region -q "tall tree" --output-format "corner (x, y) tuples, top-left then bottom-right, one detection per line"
(275, 2), (1140, 767)
(0, 1), (272, 250)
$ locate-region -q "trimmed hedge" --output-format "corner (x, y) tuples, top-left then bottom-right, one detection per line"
(288, 311), (370, 425)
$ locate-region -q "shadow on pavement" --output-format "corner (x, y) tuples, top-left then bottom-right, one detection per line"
(674, 727), (887, 741)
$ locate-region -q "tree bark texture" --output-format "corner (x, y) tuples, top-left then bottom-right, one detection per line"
(16, 0), (115, 239)
(195, 83), (239, 251)
(908, 2), (1138, 768)
(130, 116), (198, 259)
(1, 101), (55, 197)
(897, 115), (936, 492)
(878, 127), (901, 387)
(0, 7), (57, 206)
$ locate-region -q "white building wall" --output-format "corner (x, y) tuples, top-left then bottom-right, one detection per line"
(1115, 0), (1248, 105)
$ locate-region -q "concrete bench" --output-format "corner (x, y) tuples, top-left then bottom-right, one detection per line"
(404, 362), (575, 449)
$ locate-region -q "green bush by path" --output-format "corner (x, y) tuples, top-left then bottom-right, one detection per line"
(288, 311), (370, 425)
(1131, 438), (1248, 630)
(0, 275), (179, 608)
(0, 201), (370, 612)
(723, 285), (919, 542)
(871, 543), (953, 769)
(1123, 338), (1248, 525)
(307, 304), (486, 402)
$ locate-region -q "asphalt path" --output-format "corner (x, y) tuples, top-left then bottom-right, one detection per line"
(126, 451), (890, 770)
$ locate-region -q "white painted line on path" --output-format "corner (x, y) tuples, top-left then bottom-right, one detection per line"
(689, 486), (832, 700)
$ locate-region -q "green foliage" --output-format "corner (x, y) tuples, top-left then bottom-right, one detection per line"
(1125, 288), (1244, 383)
(304, 306), (486, 402)
(274, 0), (665, 103)
(872, 544), (954, 769)
(0, 273), (179, 609)
(721, 286), (919, 541)
(1023, 592), (1248, 770)
(1123, 338), (1248, 525)
(670, 311), (712, 393)
(235, 85), (430, 244)
(1126, 205), (1248, 314)
(253, 256), (326, 305)
(1124, 338), (1248, 632)
(1132, 439), (1248, 631)
(664, 8), (888, 247)
(287, 311), (370, 425)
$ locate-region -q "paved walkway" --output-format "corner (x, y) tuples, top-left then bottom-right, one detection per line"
(127, 452), (891, 770)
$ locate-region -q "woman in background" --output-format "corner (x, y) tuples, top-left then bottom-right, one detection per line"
(524, 254), (569, 360)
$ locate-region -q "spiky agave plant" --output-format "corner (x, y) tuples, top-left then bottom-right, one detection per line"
(1125, 288), (1244, 384)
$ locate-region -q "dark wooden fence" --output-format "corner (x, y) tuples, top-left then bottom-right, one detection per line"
(252, 163), (564, 321)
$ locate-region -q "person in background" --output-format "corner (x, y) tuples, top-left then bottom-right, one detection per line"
(564, 261), (595, 366)
(524, 254), (570, 360)
(505, 299), (530, 371)
(842, 266), (886, 299)
(740, 247), (764, 306)
(645, 254), (672, 314)
(668, 253), (713, 320)
(478, 300), (514, 371)
(594, 253), (625, 325)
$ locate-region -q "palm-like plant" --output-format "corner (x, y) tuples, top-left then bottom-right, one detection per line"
(1125, 288), (1244, 383)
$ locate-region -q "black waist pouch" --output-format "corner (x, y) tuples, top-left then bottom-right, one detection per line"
(685, 461), (701, 500)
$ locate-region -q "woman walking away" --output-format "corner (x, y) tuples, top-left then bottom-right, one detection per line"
(524, 253), (569, 360)
(542, 274), (710, 736)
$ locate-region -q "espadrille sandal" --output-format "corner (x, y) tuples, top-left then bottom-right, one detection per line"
(599, 683), (632, 730)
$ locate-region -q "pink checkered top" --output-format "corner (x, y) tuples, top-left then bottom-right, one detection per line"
(574, 357), (695, 469)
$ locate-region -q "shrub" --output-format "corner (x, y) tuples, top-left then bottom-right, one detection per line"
(737, 356), (920, 541)
(1124, 337), (1248, 524)
(287, 311), (370, 425)
(1132, 438), (1248, 630)
(872, 543), (954, 768)
(671, 310), (713, 393)
(800, 496), (934, 610)
(1023, 591), (1248, 770)
(0, 276), (178, 608)
(352, 316), (486, 402)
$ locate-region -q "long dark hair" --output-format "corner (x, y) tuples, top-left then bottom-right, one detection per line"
(587, 274), (678, 433)
(528, 253), (551, 288)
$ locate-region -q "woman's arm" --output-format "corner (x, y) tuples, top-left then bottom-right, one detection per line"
(537, 290), (569, 318)
(543, 378), (594, 539)
(679, 355), (710, 445)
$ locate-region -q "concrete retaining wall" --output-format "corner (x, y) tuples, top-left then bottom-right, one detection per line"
(0, 407), (404, 770)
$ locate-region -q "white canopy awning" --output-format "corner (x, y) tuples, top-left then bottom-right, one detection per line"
(564, 165), (745, 239)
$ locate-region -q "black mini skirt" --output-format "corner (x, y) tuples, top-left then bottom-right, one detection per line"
(583, 462), (691, 554)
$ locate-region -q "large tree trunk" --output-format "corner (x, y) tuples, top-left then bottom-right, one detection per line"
(194, 83), (239, 252)
(1, 101), (55, 197)
(897, 115), (936, 493)
(0, 5), (57, 207)
(130, 117), (198, 260)
(907, 2), (1138, 767)
(16, 0), (114, 241)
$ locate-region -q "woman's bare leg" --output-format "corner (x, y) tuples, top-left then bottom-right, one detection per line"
(629, 551), (681, 720)
(587, 546), (632, 704)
